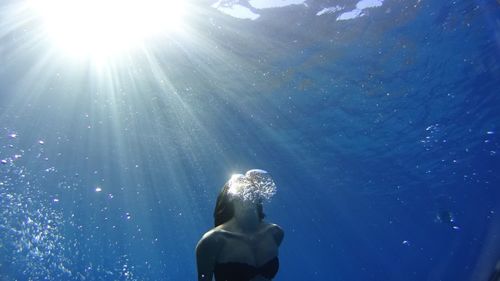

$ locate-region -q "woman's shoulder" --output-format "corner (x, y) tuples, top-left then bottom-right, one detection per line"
(196, 228), (226, 252)
(262, 222), (284, 246)
(264, 222), (282, 229)
(261, 222), (283, 233)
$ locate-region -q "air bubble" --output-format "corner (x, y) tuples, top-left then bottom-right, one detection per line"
(227, 169), (277, 203)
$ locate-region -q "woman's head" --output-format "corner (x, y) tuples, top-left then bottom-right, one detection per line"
(213, 183), (265, 227)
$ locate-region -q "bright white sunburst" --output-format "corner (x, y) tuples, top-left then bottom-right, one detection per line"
(31, 0), (186, 58)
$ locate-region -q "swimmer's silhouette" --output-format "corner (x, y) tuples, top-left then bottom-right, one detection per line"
(196, 170), (284, 281)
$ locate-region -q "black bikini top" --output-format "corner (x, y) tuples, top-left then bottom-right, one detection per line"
(214, 257), (279, 281)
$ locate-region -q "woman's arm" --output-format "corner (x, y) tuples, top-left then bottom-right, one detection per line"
(196, 230), (223, 281)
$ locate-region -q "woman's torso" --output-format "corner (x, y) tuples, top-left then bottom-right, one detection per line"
(214, 222), (280, 281)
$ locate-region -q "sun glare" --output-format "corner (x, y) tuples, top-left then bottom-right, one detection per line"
(31, 0), (186, 58)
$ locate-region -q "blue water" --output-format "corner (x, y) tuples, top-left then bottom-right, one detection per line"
(1, 0), (499, 280)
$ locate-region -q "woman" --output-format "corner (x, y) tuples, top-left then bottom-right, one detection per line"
(196, 170), (284, 281)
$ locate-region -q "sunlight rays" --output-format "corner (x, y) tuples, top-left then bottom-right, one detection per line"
(0, 0), (301, 233)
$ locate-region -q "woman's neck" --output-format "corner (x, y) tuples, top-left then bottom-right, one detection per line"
(231, 209), (260, 233)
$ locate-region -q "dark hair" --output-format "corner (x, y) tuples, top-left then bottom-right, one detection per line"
(213, 183), (265, 227)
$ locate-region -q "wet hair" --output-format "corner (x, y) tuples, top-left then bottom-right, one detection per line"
(213, 183), (265, 227)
